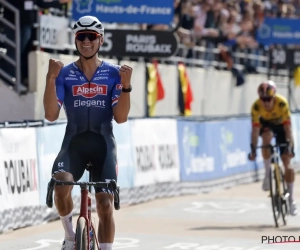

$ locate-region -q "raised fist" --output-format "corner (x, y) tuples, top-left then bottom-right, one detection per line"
(119, 65), (133, 89)
(47, 58), (64, 79)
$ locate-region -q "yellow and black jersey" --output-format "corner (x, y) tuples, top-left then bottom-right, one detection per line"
(251, 94), (291, 127)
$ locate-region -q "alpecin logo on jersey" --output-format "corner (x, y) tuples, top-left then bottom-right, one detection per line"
(72, 83), (108, 98)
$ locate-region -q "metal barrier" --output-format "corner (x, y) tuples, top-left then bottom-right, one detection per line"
(0, 0), (21, 94)
(30, 6), (271, 74)
(3, 109), (300, 128)
(0, 119), (67, 128)
(30, 10), (298, 107)
(165, 43), (269, 73)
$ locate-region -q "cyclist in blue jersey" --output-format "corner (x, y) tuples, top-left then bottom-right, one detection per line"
(43, 15), (133, 250)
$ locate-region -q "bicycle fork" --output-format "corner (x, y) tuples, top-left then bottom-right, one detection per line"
(88, 190), (100, 250)
(274, 163), (282, 197)
(88, 191), (93, 250)
(270, 149), (282, 197)
(76, 187), (95, 250)
(273, 162), (289, 201)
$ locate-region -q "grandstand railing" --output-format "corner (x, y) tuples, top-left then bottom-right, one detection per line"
(31, 6), (274, 74)
(0, 119), (67, 128)
(4, 109), (300, 128)
(0, 3), (293, 96)
(31, 9), (297, 106)
(165, 43), (270, 73)
(0, 0), (21, 94)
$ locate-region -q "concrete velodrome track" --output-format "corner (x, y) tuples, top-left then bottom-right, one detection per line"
(1, 177), (300, 250)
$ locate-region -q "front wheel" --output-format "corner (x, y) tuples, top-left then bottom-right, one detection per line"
(90, 224), (99, 250)
(75, 217), (88, 250)
(269, 167), (281, 228)
(280, 167), (289, 225)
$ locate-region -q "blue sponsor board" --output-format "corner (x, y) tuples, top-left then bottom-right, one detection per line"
(292, 113), (300, 164)
(36, 121), (135, 206)
(72, 0), (174, 25)
(177, 118), (263, 182)
(256, 18), (300, 45)
(34, 124), (86, 205)
(112, 120), (135, 188)
(178, 120), (218, 181)
(36, 124), (89, 204)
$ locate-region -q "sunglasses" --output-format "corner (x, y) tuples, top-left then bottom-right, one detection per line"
(260, 97), (273, 102)
(75, 32), (100, 42)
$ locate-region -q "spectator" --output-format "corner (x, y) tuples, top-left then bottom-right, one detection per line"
(2, 0), (300, 93)
(253, 0), (265, 31)
(177, 0), (196, 46)
(293, 0), (300, 16)
(0, 0), (71, 91)
(284, 3), (297, 17)
(193, 0), (220, 39)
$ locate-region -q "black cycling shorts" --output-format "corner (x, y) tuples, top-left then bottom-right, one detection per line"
(51, 131), (117, 193)
(259, 119), (294, 156)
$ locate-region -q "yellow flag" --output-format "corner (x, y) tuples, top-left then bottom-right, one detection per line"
(147, 61), (165, 116)
(178, 63), (193, 116)
(294, 66), (300, 87)
(147, 63), (157, 117)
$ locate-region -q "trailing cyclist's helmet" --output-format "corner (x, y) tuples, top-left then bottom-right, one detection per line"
(72, 16), (104, 60)
(73, 16), (104, 35)
(257, 80), (277, 98)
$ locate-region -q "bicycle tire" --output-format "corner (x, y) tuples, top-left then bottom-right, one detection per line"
(269, 167), (280, 228)
(75, 217), (88, 250)
(89, 224), (98, 250)
(114, 186), (120, 210)
(280, 167), (289, 225)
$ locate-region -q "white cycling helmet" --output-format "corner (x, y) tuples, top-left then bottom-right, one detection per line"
(73, 16), (104, 36)
(258, 80), (277, 98)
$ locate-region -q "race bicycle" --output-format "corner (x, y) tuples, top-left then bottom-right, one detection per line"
(256, 143), (290, 228)
(46, 163), (120, 250)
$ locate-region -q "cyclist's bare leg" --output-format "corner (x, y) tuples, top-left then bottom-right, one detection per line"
(281, 154), (295, 183)
(96, 192), (114, 250)
(261, 130), (273, 176)
(281, 153), (296, 199)
(53, 172), (76, 242)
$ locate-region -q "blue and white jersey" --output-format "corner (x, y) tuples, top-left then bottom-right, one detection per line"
(55, 61), (122, 137)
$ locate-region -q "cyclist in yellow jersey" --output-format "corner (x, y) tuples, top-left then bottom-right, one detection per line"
(248, 80), (297, 216)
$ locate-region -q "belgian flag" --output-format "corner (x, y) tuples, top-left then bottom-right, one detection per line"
(146, 60), (165, 117)
(178, 62), (193, 116)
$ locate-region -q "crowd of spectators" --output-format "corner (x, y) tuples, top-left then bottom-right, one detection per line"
(1, 0), (300, 92)
(0, 0), (71, 92)
(169, 0), (300, 50)
(166, 0), (300, 84)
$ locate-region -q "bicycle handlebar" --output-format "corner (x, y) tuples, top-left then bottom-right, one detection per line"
(47, 179), (117, 187)
(255, 143), (289, 149)
(46, 177), (120, 210)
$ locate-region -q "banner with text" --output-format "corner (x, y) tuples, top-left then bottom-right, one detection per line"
(39, 15), (69, 50)
(99, 29), (179, 58)
(130, 119), (180, 186)
(268, 48), (300, 70)
(72, 0), (174, 25)
(177, 118), (263, 181)
(257, 17), (300, 45)
(0, 128), (39, 211)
